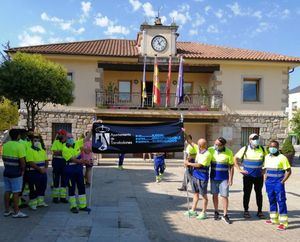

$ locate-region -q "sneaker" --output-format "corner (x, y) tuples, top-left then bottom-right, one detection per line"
(37, 202), (49, 207)
(159, 173), (164, 179)
(196, 212), (207, 220)
(60, 198), (68, 204)
(29, 205), (37, 210)
(184, 210), (198, 217)
(177, 187), (187, 192)
(70, 207), (79, 213)
(277, 224), (286, 231)
(118, 166), (124, 170)
(243, 211), (251, 219)
(52, 198), (59, 203)
(156, 176), (161, 183)
(265, 219), (279, 225)
(214, 211), (221, 220)
(256, 212), (266, 219)
(3, 211), (13, 217)
(222, 214), (232, 224)
(12, 211), (28, 218)
(79, 207), (91, 212)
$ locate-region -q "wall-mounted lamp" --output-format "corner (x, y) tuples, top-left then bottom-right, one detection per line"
(134, 79), (139, 84)
(172, 80), (177, 85)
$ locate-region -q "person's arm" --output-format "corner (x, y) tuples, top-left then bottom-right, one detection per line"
(184, 159), (203, 168)
(281, 168), (291, 184)
(228, 165), (234, 186)
(19, 157), (26, 175)
(29, 162), (45, 173)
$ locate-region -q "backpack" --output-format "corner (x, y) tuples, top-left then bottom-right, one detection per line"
(241, 145), (265, 163)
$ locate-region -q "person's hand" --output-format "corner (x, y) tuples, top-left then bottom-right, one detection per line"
(228, 180), (233, 186)
(184, 160), (189, 166)
(181, 127), (185, 132)
(240, 170), (248, 175)
(40, 168), (46, 174)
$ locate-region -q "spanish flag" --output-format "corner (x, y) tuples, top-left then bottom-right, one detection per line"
(142, 55), (147, 107)
(153, 56), (161, 106)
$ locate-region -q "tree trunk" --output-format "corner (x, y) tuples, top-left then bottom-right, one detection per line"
(31, 105), (35, 131)
(25, 103), (31, 130)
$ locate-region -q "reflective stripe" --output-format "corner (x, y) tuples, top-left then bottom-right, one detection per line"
(197, 168), (209, 173)
(267, 173), (284, 177)
(69, 196), (77, 209)
(4, 161), (19, 166)
(2, 156), (19, 161)
(243, 164), (263, 168)
(67, 163), (77, 166)
(267, 168), (283, 171)
(211, 167), (228, 171)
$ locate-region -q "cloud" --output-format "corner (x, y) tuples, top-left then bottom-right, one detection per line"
(129, 0), (142, 11)
(227, 2), (243, 16)
(79, 1), (92, 23)
(281, 9), (290, 19)
(48, 37), (76, 43)
(250, 22), (275, 37)
(81, 1), (91, 15)
(73, 27), (85, 34)
(41, 12), (74, 31)
(207, 25), (219, 34)
(104, 25), (130, 36)
(192, 13), (205, 27)
(143, 2), (156, 18)
(252, 11), (262, 19)
(189, 29), (198, 36)
(214, 9), (224, 19)
(29, 25), (46, 34)
(169, 5), (191, 25)
(41, 12), (64, 22)
(94, 14), (113, 27)
(18, 31), (44, 46)
(204, 5), (211, 15)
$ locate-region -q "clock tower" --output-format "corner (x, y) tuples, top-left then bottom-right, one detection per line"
(137, 17), (179, 58)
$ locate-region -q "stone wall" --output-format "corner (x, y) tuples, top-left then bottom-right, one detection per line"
(19, 109), (96, 149)
(206, 113), (288, 153)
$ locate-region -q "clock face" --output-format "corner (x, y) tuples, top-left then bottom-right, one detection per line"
(151, 35), (167, 52)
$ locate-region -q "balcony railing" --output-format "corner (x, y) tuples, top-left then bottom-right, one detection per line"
(95, 91), (223, 111)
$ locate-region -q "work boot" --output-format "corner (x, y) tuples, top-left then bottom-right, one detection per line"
(70, 207), (79, 213)
(177, 186), (187, 191)
(60, 198), (68, 203)
(52, 198), (59, 203)
(79, 207), (91, 212)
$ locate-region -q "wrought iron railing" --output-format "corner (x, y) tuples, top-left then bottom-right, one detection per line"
(95, 91), (223, 110)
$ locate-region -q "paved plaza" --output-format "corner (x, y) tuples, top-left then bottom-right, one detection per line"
(0, 159), (299, 242)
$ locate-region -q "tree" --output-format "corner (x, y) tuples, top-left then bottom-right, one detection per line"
(0, 42), (11, 63)
(290, 109), (300, 138)
(0, 52), (74, 130)
(0, 97), (18, 130)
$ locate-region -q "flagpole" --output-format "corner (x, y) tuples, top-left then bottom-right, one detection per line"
(142, 54), (147, 108)
(166, 55), (172, 108)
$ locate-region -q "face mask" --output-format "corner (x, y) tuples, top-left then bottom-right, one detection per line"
(214, 144), (223, 151)
(67, 138), (74, 146)
(33, 141), (40, 148)
(251, 139), (260, 147)
(269, 147), (278, 154)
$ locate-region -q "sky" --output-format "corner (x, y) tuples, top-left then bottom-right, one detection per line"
(0, 0), (299, 89)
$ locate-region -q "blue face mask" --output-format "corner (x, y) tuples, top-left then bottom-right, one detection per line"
(269, 147), (278, 154)
(251, 139), (260, 147)
(67, 138), (74, 146)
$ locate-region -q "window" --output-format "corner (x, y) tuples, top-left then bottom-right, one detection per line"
(183, 82), (193, 103)
(52, 123), (72, 142)
(243, 78), (260, 102)
(241, 127), (260, 146)
(67, 72), (73, 81)
(292, 101), (297, 111)
(118, 80), (131, 101)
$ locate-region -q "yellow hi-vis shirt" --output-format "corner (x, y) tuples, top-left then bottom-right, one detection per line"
(263, 154), (290, 182)
(62, 139), (84, 162)
(26, 147), (48, 169)
(186, 143), (198, 159)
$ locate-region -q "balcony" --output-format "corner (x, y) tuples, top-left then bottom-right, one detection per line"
(95, 91), (223, 111)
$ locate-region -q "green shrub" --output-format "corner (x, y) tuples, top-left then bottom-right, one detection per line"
(281, 138), (295, 154)
(0, 97), (18, 131)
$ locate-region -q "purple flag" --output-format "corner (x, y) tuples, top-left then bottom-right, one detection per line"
(175, 56), (184, 107)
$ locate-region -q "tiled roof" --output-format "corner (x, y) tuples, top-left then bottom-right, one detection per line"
(8, 39), (300, 63)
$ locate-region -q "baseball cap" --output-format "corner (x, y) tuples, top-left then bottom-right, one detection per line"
(249, 133), (259, 140)
(57, 129), (67, 136)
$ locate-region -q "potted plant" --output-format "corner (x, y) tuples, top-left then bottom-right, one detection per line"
(280, 138), (295, 166)
(105, 82), (117, 106)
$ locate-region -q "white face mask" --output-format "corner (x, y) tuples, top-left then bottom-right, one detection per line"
(251, 139), (260, 147)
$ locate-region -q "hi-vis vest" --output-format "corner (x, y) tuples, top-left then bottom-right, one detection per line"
(208, 147), (234, 181)
(2, 141), (26, 178)
(235, 145), (265, 177)
(62, 139), (84, 165)
(264, 154), (290, 183)
(192, 150), (212, 181)
(26, 147), (48, 171)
